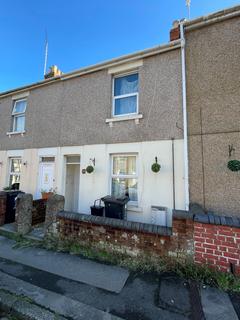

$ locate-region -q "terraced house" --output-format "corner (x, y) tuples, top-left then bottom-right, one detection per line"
(0, 4), (239, 225)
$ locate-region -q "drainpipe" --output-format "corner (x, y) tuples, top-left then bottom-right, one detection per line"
(180, 20), (189, 211)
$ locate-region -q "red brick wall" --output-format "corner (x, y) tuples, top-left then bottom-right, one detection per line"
(0, 192), (6, 226)
(194, 222), (240, 274)
(58, 212), (194, 263)
(56, 211), (240, 274)
(32, 199), (46, 225)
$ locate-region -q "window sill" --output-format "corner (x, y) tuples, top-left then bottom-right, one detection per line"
(106, 114), (143, 127)
(127, 205), (143, 213)
(6, 131), (26, 137)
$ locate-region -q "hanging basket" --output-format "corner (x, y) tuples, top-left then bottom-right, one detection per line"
(151, 157), (161, 173)
(86, 165), (94, 174)
(227, 160), (240, 172)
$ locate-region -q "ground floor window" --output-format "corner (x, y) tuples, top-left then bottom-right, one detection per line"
(111, 154), (138, 203)
(9, 157), (22, 190)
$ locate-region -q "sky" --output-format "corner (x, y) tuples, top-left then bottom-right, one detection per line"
(0, 0), (239, 92)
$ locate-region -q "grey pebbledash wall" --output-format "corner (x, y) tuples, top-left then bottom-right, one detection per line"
(186, 15), (240, 216)
(0, 49), (183, 151)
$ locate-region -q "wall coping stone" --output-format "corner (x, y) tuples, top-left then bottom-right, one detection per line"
(172, 209), (193, 220)
(57, 211), (172, 236)
(194, 213), (240, 228)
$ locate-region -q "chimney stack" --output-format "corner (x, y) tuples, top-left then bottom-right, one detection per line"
(170, 20), (180, 41)
(44, 65), (63, 79)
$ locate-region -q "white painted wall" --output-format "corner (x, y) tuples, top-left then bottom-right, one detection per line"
(0, 139), (185, 224)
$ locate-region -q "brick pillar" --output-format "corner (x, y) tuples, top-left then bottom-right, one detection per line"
(44, 194), (65, 237)
(16, 193), (33, 235)
(0, 192), (7, 226)
(171, 210), (194, 263)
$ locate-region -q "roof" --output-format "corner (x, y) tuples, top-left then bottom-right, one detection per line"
(1, 4), (240, 98)
(0, 40), (181, 98)
(184, 4), (240, 30)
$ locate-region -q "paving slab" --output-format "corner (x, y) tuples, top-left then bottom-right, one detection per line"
(201, 286), (238, 320)
(158, 276), (191, 315)
(0, 236), (129, 293)
(0, 271), (123, 320)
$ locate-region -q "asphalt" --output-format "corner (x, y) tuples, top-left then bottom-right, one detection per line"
(0, 236), (239, 320)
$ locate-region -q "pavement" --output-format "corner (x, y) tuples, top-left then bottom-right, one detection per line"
(0, 236), (129, 293)
(0, 235), (239, 320)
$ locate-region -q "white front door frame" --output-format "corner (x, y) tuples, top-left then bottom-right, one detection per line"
(37, 160), (55, 197)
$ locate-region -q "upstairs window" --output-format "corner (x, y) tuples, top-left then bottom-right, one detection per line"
(12, 99), (27, 132)
(113, 73), (138, 116)
(111, 155), (138, 203)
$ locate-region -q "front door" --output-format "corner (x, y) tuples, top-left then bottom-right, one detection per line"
(38, 162), (55, 194)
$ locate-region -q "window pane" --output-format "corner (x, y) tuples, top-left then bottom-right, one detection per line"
(14, 115), (25, 132)
(112, 178), (138, 202)
(9, 174), (20, 189)
(113, 156), (136, 175)
(114, 96), (137, 115)
(41, 157), (55, 162)
(66, 156), (80, 163)
(11, 159), (21, 173)
(114, 74), (138, 96)
(13, 100), (27, 113)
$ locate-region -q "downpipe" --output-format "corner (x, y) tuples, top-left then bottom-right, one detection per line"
(180, 21), (190, 211)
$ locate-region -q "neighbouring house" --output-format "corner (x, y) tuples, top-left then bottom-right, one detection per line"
(184, 6), (240, 217)
(0, 4), (239, 226)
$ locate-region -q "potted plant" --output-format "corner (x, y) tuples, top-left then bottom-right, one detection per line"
(41, 188), (56, 200)
(3, 186), (12, 191)
(151, 157), (161, 173)
(227, 160), (240, 172)
(86, 165), (94, 174)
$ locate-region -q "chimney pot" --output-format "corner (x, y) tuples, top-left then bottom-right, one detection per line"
(44, 65), (63, 79)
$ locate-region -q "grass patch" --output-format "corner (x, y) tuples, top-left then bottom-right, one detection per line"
(173, 263), (240, 293)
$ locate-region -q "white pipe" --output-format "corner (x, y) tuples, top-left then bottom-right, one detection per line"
(180, 21), (189, 211)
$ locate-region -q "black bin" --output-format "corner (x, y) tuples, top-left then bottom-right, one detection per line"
(101, 195), (129, 220)
(5, 190), (24, 224)
(91, 199), (104, 216)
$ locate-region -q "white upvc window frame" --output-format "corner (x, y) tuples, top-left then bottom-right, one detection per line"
(8, 157), (22, 188)
(112, 72), (139, 118)
(12, 98), (27, 133)
(110, 153), (138, 205)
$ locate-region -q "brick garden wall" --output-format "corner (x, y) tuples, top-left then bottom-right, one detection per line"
(0, 192), (6, 226)
(56, 210), (194, 263)
(0, 192), (47, 227)
(56, 210), (240, 274)
(194, 222), (240, 275)
(32, 199), (47, 225)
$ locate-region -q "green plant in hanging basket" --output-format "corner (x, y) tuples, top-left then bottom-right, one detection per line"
(86, 165), (94, 174)
(151, 157), (161, 173)
(227, 160), (240, 172)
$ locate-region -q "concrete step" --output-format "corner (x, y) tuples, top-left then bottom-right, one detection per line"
(0, 270), (123, 320)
